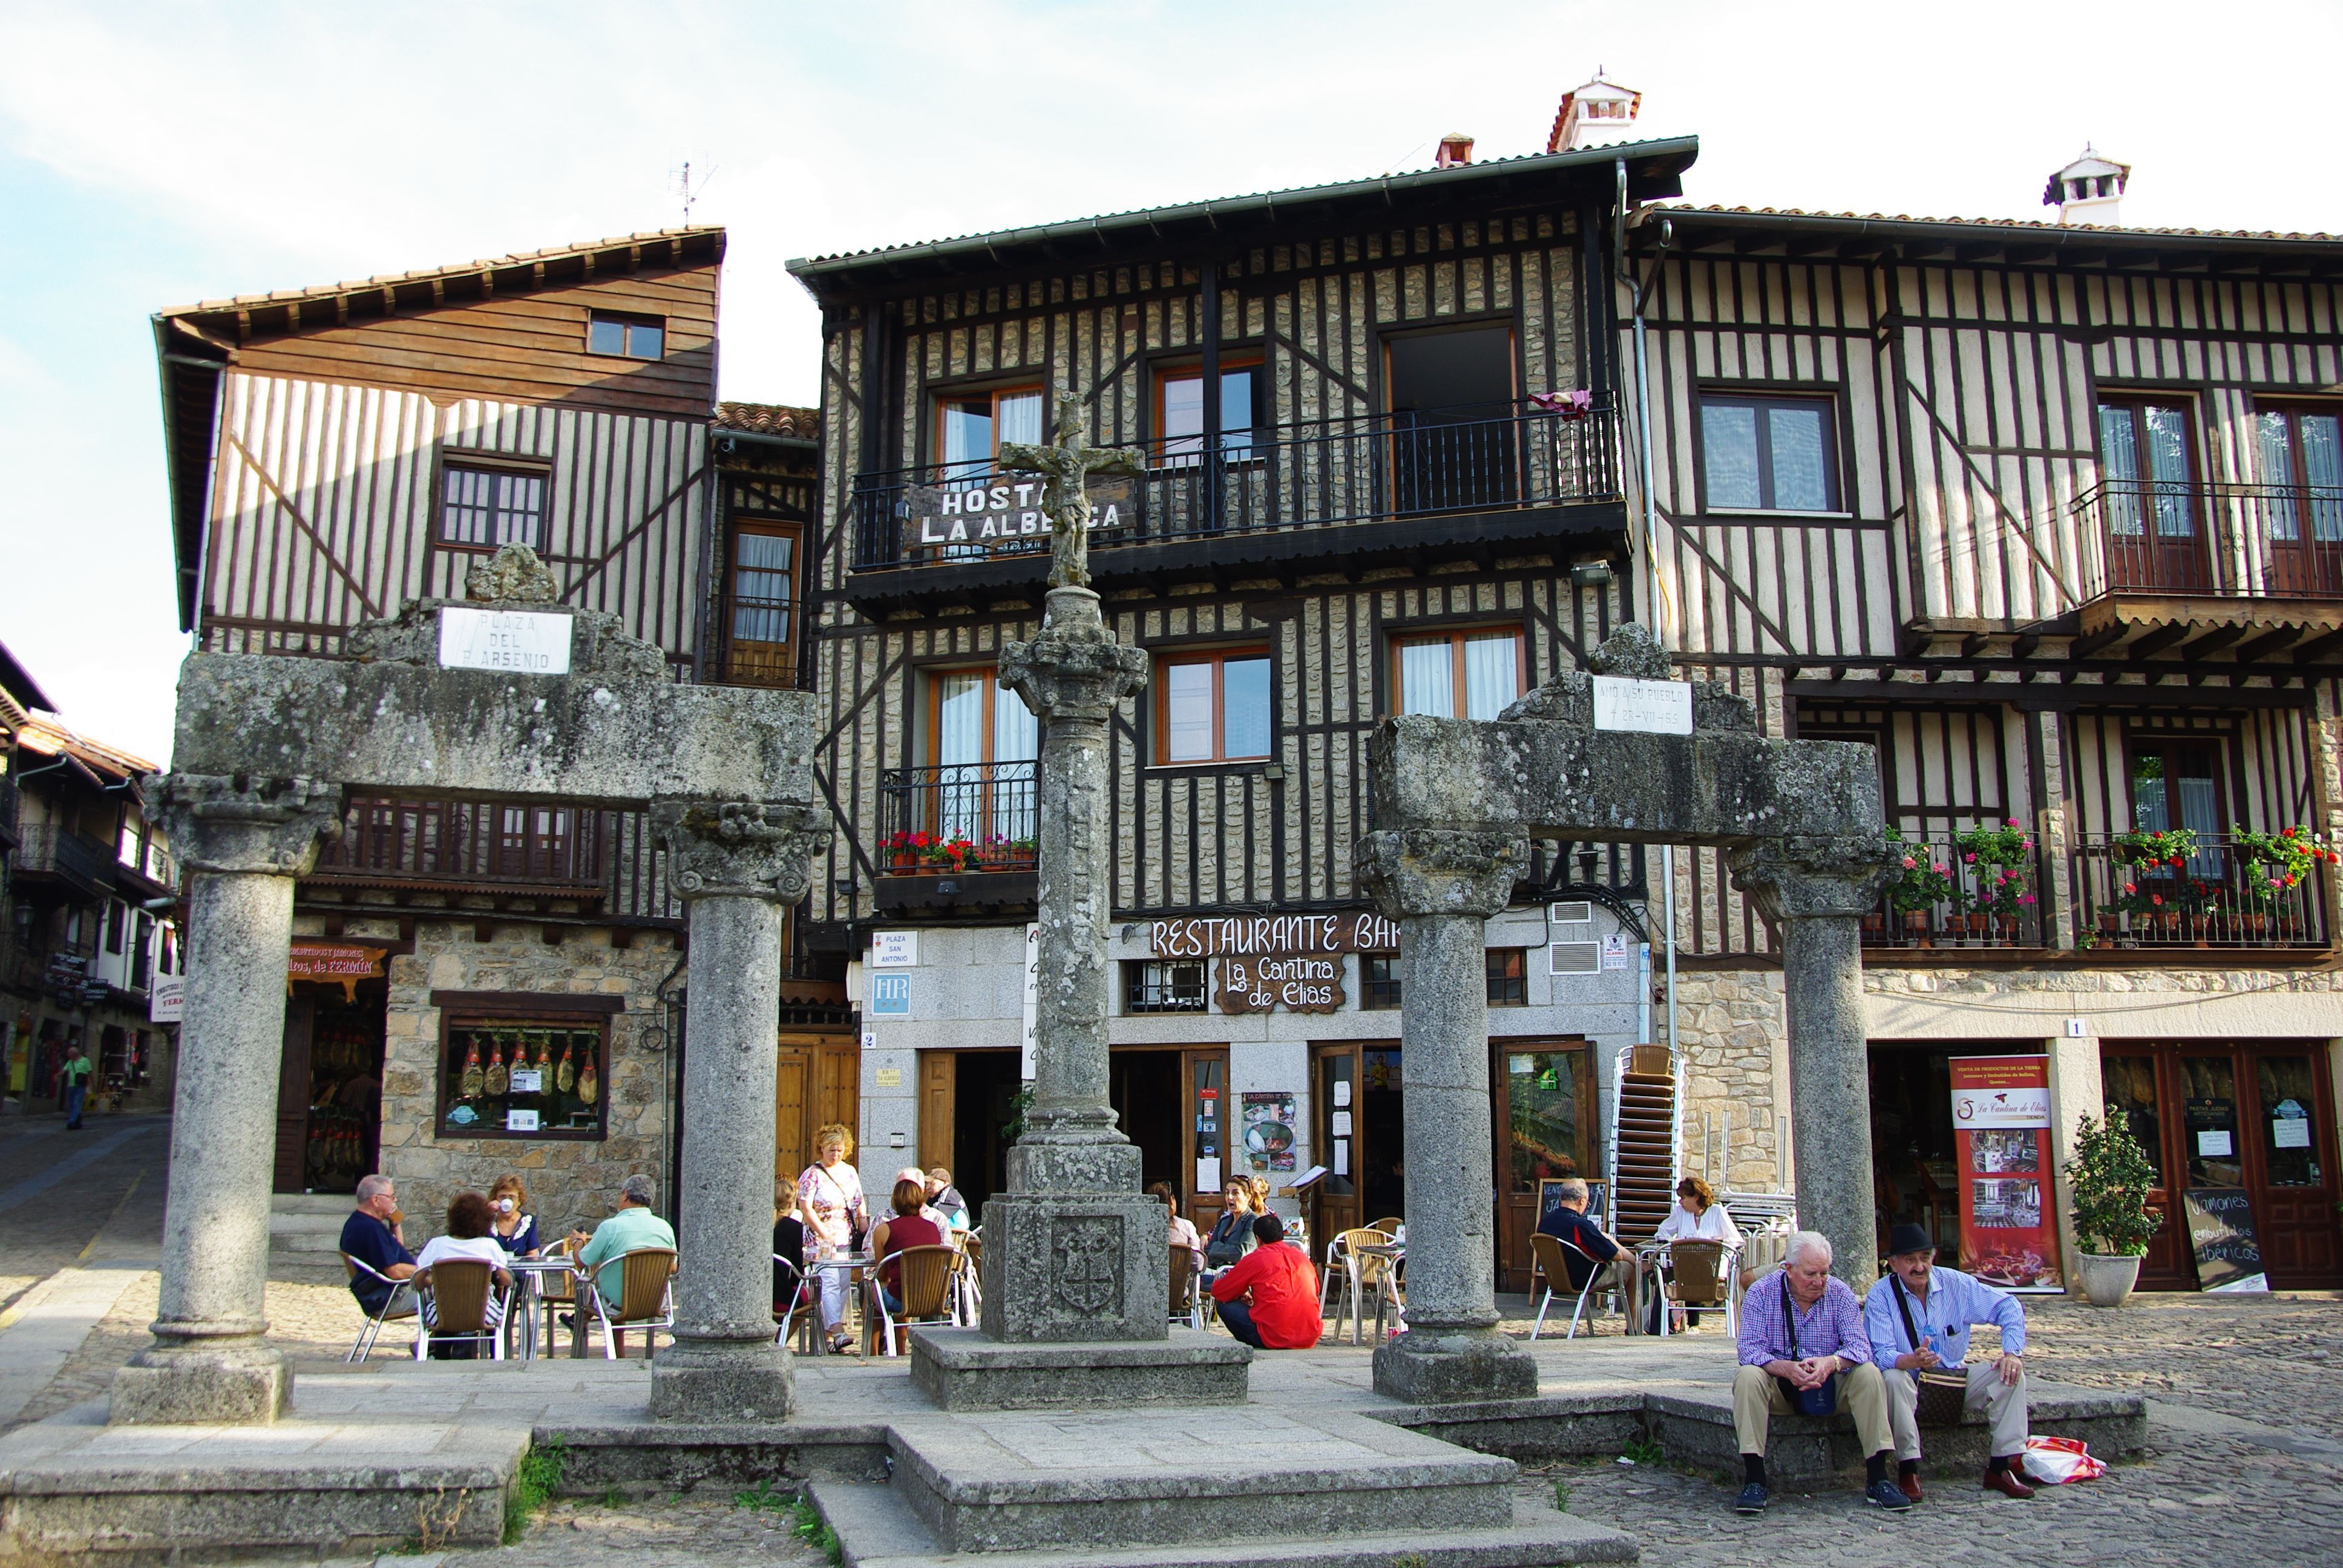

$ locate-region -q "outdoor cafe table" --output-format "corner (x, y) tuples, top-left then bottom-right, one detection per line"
(804, 1253), (872, 1355)
(501, 1254), (583, 1359)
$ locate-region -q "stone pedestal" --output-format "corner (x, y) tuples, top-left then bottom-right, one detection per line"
(111, 775), (341, 1426)
(1357, 827), (1539, 1405)
(913, 586), (1219, 1410)
(649, 801), (830, 1423)
(1731, 835), (1898, 1289)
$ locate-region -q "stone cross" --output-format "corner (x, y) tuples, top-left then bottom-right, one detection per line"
(997, 394), (1143, 589)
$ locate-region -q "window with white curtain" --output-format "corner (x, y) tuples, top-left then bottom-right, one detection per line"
(1395, 628), (1522, 719)
(932, 670), (1038, 843)
(1155, 650), (1272, 762)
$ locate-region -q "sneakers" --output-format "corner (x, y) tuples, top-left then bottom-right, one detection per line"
(1865, 1478), (1915, 1511)
(1734, 1482), (1769, 1514)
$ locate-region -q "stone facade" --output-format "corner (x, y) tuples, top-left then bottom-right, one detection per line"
(1671, 967), (1789, 1195)
(346, 915), (680, 1246)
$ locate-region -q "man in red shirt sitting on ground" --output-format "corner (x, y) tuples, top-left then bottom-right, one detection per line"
(1209, 1213), (1322, 1349)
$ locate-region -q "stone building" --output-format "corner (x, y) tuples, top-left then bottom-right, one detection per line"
(148, 229), (842, 1244)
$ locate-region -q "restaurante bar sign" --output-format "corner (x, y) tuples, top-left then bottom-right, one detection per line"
(1152, 912), (1401, 958)
(902, 474), (1138, 556)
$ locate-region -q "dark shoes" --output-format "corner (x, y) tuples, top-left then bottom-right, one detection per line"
(1899, 1470), (1924, 1503)
(1864, 1478), (1915, 1511)
(1982, 1465), (2038, 1500)
(1734, 1482), (1769, 1514)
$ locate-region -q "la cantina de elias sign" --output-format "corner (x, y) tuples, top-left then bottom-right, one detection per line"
(1152, 911), (1393, 1016)
(902, 474), (1138, 555)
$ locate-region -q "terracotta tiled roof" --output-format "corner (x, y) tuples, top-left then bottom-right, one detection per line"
(716, 402), (820, 439)
(157, 226), (727, 319)
(17, 716), (159, 783)
(1648, 204), (2342, 244)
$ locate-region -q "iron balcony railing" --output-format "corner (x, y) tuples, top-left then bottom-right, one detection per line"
(13, 825), (115, 898)
(2073, 480), (2343, 601)
(1867, 835), (2043, 950)
(877, 762), (1039, 875)
(851, 399), (1623, 573)
(2073, 831), (2328, 949)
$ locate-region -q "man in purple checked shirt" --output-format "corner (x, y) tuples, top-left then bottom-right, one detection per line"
(1732, 1230), (1910, 1516)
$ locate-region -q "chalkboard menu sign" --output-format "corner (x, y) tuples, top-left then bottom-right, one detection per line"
(2181, 1187), (2269, 1293)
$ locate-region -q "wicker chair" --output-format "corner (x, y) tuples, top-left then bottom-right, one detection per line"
(1653, 1239), (1740, 1336)
(1326, 1227), (1397, 1344)
(413, 1257), (504, 1361)
(867, 1244), (957, 1356)
(588, 1246), (676, 1359)
(1168, 1243), (1205, 1330)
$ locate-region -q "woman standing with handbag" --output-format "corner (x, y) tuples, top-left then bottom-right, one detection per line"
(798, 1123), (867, 1354)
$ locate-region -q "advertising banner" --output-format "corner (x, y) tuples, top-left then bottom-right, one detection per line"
(1949, 1056), (2062, 1292)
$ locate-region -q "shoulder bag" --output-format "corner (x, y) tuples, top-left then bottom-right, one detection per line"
(1890, 1273), (1971, 1426)
(1774, 1273), (1840, 1416)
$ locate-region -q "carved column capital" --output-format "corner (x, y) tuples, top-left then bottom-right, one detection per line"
(998, 587), (1150, 725)
(651, 800), (833, 903)
(1728, 833), (1900, 923)
(1355, 828), (1530, 921)
(157, 774), (342, 878)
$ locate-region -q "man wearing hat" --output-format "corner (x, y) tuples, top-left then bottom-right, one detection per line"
(1862, 1223), (2039, 1501)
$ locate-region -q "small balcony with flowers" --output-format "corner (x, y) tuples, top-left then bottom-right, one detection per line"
(1867, 821), (2045, 952)
(874, 762), (1040, 913)
(2073, 825), (2332, 950)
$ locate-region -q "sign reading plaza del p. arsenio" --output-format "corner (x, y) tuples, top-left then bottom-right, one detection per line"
(903, 472), (1138, 557)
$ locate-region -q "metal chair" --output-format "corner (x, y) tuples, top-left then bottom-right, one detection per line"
(866, 1244), (957, 1357)
(773, 1256), (816, 1348)
(951, 1231), (984, 1326)
(588, 1246), (677, 1359)
(341, 1253), (419, 1362)
(412, 1257), (505, 1361)
(1328, 1227), (1397, 1345)
(1168, 1243), (1205, 1330)
(1528, 1233), (1608, 1341)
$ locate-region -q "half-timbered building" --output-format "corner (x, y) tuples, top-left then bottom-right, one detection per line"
(1634, 193), (2343, 1289)
(149, 229), (844, 1239)
(787, 136), (1697, 1287)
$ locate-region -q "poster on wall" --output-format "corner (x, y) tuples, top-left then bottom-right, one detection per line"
(1240, 1091), (1297, 1173)
(1948, 1056), (2062, 1292)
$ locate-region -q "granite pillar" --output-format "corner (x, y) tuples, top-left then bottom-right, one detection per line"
(1731, 835), (1898, 1289)
(913, 586), (1248, 1406)
(1357, 826), (1537, 1405)
(648, 800), (830, 1423)
(110, 774), (341, 1425)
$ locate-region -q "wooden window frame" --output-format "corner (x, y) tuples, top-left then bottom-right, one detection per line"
(430, 992), (621, 1143)
(924, 667), (1024, 768)
(1485, 947), (1529, 1007)
(722, 519), (805, 688)
(1695, 390), (1844, 514)
(436, 454), (551, 554)
(1360, 955), (1403, 1011)
(1152, 646), (1274, 766)
(1389, 624), (1528, 719)
(932, 382), (1047, 467)
(1150, 354), (1267, 460)
(586, 311), (665, 361)
(1122, 959), (1208, 1014)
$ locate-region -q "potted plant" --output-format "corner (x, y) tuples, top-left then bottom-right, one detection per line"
(2062, 1110), (2163, 1307)
(1955, 819), (2037, 942)
(2111, 825), (2198, 870)
(881, 829), (936, 872)
(1886, 834), (1953, 944)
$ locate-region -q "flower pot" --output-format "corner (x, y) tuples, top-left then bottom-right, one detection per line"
(1965, 913), (1991, 935)
(888, 850), (919, 872)
(2076, 1251), (2143, 1308)
(2097, 912), (2119, 936)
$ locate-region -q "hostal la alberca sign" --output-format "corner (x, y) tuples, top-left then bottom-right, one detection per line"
(902, 473), (1138, 557)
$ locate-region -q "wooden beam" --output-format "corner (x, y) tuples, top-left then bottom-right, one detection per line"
(2178, 625), (2245, 661)
(2129, 623), (2192, 660)
(2235, 626), (2307, 663)
(2294, 629), (2343, 665)
(1961, 633), (1993, 659)
(2070, 624), (2129, 660)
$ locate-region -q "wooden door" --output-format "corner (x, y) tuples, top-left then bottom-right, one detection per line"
(2252, 406), (2343, 597)
(1184, 1047), (1230, 1236)
(1492, 1039), (1598, 1295)
(2244, 1048), (2342, 1286)
(774, 1032), (859, 1198)
(273, 995), (316, 1194)
(2096, 399), (2209, 592)
(1309, 1042), (1362, 1249)
(918, 1051), (956, 1177)
(2100, 1050), (2189, 1288)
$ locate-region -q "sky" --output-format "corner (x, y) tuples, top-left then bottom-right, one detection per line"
(2, 0), (2339, 765)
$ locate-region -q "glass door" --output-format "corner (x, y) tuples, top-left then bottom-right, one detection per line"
(1492, 1040), (1596, 1294)
(2100, 1052), (2189, 1288)
(1311, 1044), (1360, 1248)
(2248, 1051), (2341, 1284)
(2253, 407), (2343, 596)
(2097, 399), (2209, 591)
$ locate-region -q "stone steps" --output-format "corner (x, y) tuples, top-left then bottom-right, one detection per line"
(810, 1478), (1639, 1568)
(270, 1194), (353, 1257)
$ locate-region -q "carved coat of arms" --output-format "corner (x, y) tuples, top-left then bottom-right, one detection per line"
(1050, 1217), (1123, 1316)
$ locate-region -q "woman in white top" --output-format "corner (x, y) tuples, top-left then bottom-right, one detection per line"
(413, 1191), (514, 1332)
(797, 1123), (868, 1353)
(1649, 1177), (1741, 1331)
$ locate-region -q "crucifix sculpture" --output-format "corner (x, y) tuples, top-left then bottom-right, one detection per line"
(998, 393), (1143, 589)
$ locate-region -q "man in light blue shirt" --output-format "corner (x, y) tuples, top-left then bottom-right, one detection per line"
(1863, 1223), (2037, 1501)
(571, 1173), (676, 1306)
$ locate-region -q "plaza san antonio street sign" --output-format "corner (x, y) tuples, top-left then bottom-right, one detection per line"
(902, 472), (1138, 558)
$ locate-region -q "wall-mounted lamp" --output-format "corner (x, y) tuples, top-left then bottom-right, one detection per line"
(1570, 560), (1616, 589)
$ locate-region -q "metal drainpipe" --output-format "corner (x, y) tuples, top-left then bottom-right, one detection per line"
(1617, 159), (1680, 1065)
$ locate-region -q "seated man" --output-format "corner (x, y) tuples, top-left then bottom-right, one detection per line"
(1209, 1214), (1322, 1350)
(925, 1166), (971, 1230)
(339, 1174), (417, 1314)
(1863, 1223), (2039, 1501)
(1534, 1177), (1645, 1328)
(569, 1172), (677, 1310)
(1734, 1230), (1910, 1515)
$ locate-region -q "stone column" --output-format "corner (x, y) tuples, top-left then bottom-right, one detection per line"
(1357, 826), (1536, 1404)
(648, 799), (830, 1422)
(111, 774), (341, 1425)
(979, 584), (1165, 1341)
(1731, 835), (1898, 1289)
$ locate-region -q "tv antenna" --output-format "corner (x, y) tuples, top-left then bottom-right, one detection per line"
(673, 160), (719, 225)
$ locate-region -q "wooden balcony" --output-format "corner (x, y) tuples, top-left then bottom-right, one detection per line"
(307, 796), (681, 925)
(2071, 481), (2343, 659)
(13, 825), (116, 900)
(844, 400), (1625, 612)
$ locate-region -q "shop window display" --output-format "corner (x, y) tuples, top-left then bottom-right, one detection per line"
(439, 1019), (607, 1140)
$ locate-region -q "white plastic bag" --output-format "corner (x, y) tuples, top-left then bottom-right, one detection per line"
(2021, 1436), (2108, 1484)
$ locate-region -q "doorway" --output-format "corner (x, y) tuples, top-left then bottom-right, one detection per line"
(1384, 325), (1518, 514)
(2101, 1040), (2341, 1289)
(1308, 1042), (1406, 1247)
(775, 1032), (860, 1198)
(274, 984), (388, 1194)
(1492, 1039), (1596, 1294)
(920, 1047), (1023, 1215)
(1866, 1041), (2042, 1265)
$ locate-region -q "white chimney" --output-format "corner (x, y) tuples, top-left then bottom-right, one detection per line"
(2044, 145), (2129, 227)
(1548, 68), (1641, 154)
(1436, 133), (1475, 169)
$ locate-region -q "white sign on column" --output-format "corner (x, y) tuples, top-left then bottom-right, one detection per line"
(1591, 675), (1694, 735)
(1020, 922), (1040, 1081)
(436, 607), (574, 675)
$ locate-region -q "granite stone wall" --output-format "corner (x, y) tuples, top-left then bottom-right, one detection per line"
(1671, 967), (1790, 1195)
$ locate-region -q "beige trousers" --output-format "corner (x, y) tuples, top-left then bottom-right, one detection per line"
(1732, 1360), (1892, 1457)
(1886, 1361), (2030, 1460)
